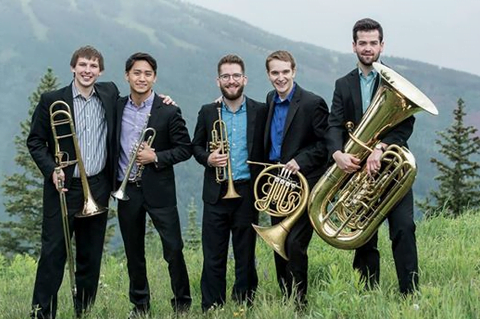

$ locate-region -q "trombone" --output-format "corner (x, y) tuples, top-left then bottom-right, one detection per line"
(210, 105), (240, 199)
(111, 126), (156, 201)
(49, 100), (107, 218)
(54, 167), (77, 303)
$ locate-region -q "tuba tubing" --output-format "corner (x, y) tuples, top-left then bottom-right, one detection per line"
(308, 63), (438, 249)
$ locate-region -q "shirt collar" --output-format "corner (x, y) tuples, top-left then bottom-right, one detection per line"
(128, 91), (155, 108)
(274, 82), (297, 104)
(357, 66), (378, 79)
(72, 82), (96, 99)
(222, 96), (246, 114)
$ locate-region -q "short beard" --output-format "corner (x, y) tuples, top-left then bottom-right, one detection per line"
(357, 52), (380, 66)
(220, 84), (244, 101)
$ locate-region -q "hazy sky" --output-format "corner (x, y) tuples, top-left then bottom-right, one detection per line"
(184, 0), (479, 76)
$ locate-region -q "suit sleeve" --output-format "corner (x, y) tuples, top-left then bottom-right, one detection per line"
(192, 106), (210, 167)
(154, 106), (192, 168)
(294, 96), (329, 175)
(26, 93), (56, 179)
(326, 79), (347, 160)
(380, 115), (415, 147)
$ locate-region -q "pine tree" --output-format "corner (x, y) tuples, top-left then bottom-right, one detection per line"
(184, 197), (201, 250)
(0, 69), (59, 255)
(417, 98), (480, 218)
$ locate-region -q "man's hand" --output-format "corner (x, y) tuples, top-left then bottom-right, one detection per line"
(158, 94), (177, 106)
(366, 142), (387, 177)
(136, 142), (156, 165)
(52, 168), (68, 192)
(207, 148), (228, 167)
(284, 159), (300, 175)
(332, 151), (361, 174)
(366, 149), (382, 177)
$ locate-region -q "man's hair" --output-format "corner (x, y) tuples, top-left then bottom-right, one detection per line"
(265, 50), (296, 72)
(217, 54), (245, 74)
(352, 18), (383, 43)
(125, 52), (157, 74)
(70, 45), (105, 71)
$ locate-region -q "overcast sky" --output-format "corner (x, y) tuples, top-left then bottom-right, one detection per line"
(184, 0), (479, 76)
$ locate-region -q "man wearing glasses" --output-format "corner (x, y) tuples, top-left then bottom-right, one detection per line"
(192, 54), (267, 311)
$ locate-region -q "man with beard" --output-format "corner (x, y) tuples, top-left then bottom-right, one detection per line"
(327, 18), (418, 294)
(192, 54), (267, 311)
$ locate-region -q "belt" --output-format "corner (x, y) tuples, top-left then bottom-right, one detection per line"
(72, 171), (104, 183)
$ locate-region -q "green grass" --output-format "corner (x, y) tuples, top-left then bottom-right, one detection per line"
(1, 212), (480, 318)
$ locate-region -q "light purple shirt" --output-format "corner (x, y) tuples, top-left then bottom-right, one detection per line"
(117, 92), (154, 181)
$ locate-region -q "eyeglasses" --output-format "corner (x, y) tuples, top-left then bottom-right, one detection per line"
(218, 73), (244, 82)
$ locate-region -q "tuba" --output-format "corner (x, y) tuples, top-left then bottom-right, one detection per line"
(50, 100), (107, 218)
(210, 105), (240, 199)
(308, 62), (438, 250)
(247, 161), (309, 260)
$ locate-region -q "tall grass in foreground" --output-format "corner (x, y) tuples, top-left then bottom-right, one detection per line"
(1, 212), (480, 319)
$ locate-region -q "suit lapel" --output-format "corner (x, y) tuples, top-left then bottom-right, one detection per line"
(148, 94), (162, 128)
(264, 92), (275, 152)
(245, 97), (255, 156)
(116, 96), (128, 144)
(282, 85), (301, 139)
(62, 83), (75, 123)
(348, 70), (363, 123)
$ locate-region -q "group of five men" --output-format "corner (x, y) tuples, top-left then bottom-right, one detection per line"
(27, 18), (418, 318)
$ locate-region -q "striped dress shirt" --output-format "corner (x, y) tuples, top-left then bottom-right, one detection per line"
(71, 84), (107, 177)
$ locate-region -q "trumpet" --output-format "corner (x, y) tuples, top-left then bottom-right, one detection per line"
(209, 105), (240, 199)
(111, 126), (156, 201)
(49, 100), (106, 218)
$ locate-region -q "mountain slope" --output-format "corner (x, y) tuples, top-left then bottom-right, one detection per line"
(1, 0), (479, 218)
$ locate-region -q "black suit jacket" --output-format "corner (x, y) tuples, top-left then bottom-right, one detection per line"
(327, 68), (415, 159)
(114, 94), (192, 208)
(27, 82), (119, 210)
(264, 84), (329, 185)
(192, 97), (267, 204)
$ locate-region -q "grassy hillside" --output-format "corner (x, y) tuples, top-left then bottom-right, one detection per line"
(1, 212), (479, 318)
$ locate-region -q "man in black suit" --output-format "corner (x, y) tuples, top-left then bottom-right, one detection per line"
(264, 50), (329, 308)
(114, 52), (192, 318)
(27, 45), (119, 319)
(192, 54), (267, 311)
(327, 18), (418, 294)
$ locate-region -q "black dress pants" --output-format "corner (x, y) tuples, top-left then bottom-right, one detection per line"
(31, 173), (109, 319)
(117, 183), (191, 312)
(271, 207), (313, 306)
(201, 181), (258, 311)
(353, 189), (419, 294)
